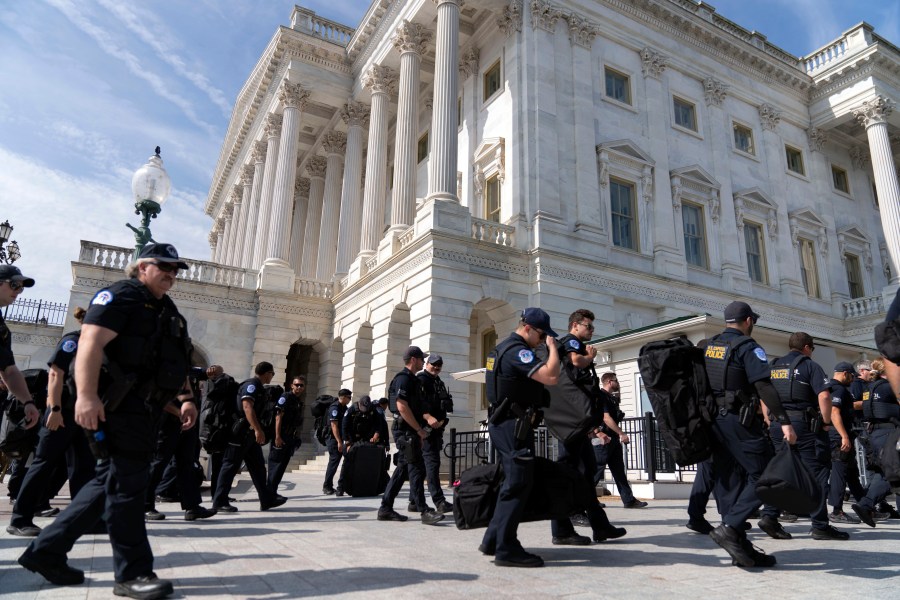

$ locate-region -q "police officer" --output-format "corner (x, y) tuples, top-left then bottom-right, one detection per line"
(212, 361), (285, 512)
(267, 375), (306, 494)
(414, 354), (453, 514)
(8, 307), (95, 537)
(480, 308), (560, 568)
(758, 332), (848, 541)
(0, 265), (41, 433)
(705, 301), (795, 568)
(19, 243), (195, 598)
(827, 362), (864, 523)
(322, 388), (351, 495)
(373, 397), (390, 449)
(342, 395), (380, 446)
(595, 372), (648, 508)
(377, 346), (444, 525)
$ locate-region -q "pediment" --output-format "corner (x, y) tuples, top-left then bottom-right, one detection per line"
(789, 208), (827, 228)
(474, 137), (505, 163)
(733, 187), (776, 210)
(837, 225), (869, 243)
(596, 139), (655, 166)
(671, 165), (720, 190)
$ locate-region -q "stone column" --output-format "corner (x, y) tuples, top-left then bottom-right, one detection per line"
(391, 21), (432, 231)
(232, 165), (254, 267)
(358, 66), (397, 261)
(241, 144), (266, 269)
(300, 157), (328, 279)
(225, 185), (243, 266)
(208, 231), (218, 262)
(427, 0), (462, 203)
(334, 102), (370, 280)
(855, 96), (900, 284)
(214, 221), (225, 263)
(316, 131), (347, 281)
(250, 114), (282, 269)
(289, 177), (311, 273)
(220, 202), (234, 265)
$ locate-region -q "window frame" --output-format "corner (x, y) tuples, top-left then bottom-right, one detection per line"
(785, 145), (806, 177)
(417, 132), (429, 164)
(484, 174), (501, 223)
(482, 59), (502, 104)
(743, 221), (768, 284)
(798, 237), (821, 298)
(681, 201), (708, 269)
(732, 121), (756, 157)
(480, 328), (497, 410)
(831, 164), (850, 195)
(604, 66), (632, 107)
(473, 137), (506, 223)
(844, 253), (864, 299)
(672, 96), (698, 133)
(610, 177), (639, 252)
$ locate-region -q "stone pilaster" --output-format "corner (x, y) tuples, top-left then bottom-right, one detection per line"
(208, 231), (217, 262)
(220, 202), (234, 266)
(334, 102), (370, 281)
(427, 0), (462, 203)
(232, 165), (254, 267)
(300, 156), (328, 279)
(250, 114), (282, 269)
(242, 142), (267, 269)
(225, 185), (243, 266)
(289, 177), (310, 273)
(214, 221), (225, 264)
(316, 131), (347, 281)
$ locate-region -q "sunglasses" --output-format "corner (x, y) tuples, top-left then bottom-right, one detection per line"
(532, 327), (547, 340)
(149, 261), (180, 273)
(2, 280), (25, 291)
(292, 383), (305, 387)
(579, 322), (595, 331)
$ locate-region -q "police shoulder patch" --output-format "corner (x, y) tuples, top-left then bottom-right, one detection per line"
(518, 349), (534, 364)
(331, 409), (338, 417)
(278, 398), (286, 405)
(753, 348), (767, 361)
(567, 339), (581, 350)
(91, 290), (113, 306)
(246, 384), (256, 393)
(61, 339), (77, 353)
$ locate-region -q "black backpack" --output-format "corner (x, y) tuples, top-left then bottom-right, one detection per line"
(259, 384), (284, 442)
(544, 339), (603, 444)
(311, 395), (335, 445)
(637, 337), (715, 466)
(199, 375), (239, 453)
(0, 368), (49, 459)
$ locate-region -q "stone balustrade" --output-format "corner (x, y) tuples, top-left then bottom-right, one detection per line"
(292, 8), (354, 46)
(843, 294), (884, 318)
(804, 37), (848, 74)
(364, 255), (379, 272)
(397, 227), (415, 250)
(471, 218), (515, 247)
(294, 278), (333, 299)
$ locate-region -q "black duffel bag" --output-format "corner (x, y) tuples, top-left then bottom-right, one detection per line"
(755, 442), (822, 515)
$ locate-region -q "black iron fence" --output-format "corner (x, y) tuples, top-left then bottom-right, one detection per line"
(2, 298), (68, 326)
(447, 413), (696, 484)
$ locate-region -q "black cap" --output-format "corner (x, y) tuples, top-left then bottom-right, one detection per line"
(834, 361), (859, 377)
(0, 264), (35, 288)
(521, 307), (559, 338)
(724, 301), (759, 323)
(139, 243), (188, 270)
(426, 354), (443, 365)
(358, 395), (372, 410)
(338, 388), (352, 397)
(403, 346), (426, 361)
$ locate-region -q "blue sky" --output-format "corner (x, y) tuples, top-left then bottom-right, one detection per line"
(1, 0), (897, 307)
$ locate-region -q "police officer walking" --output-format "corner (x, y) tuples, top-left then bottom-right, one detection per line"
(705, 301), (795, 568)
(18, 243), (195, 599)
(415, 354), (453, 514)
(322, 388), (351, 495)
(0, 265), (41, 433)
(267, 375), (305, 495)
(827, 362), (864, 523)
(480, 308), (560, 568)
(595, 372), (648, 509)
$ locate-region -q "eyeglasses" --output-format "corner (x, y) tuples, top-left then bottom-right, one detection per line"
(807, 344), (815, 351)
(431, 364), (443, 370)
(579, 322), (595, 331)
(532, 327), (547, 340)
(1, 280), (24, 291)
(149, 261), (179, 273)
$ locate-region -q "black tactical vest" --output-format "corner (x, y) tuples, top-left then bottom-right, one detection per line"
(770, 354), (814, 410)
(485, 334), (544, 408)
(703, 334), (753, 404)
(863, 378), (900, 422)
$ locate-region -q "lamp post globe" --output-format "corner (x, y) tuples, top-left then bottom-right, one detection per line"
(127, 147), (171, 259)
(0, 220), (20, 265)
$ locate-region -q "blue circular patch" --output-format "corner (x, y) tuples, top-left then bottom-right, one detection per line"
(91, 290), (113, 306)
(331, 409), (338, 417)
(278, 398), (286, 405)
(61, 340), (77, 353)
(518, 349), (534, 364)
(753, 348), (767, 362)
(568, 339), (580, 350)
(246, 384), (256, 393)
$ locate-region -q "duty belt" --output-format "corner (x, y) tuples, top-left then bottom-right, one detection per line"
(871, 423), (897, 429)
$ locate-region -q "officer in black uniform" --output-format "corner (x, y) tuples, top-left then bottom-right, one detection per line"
(267, 375), (305, 495)
(373, 397), (390, 449)
(0, 265), (41, 432)
(322, 388), (351, 495)
(377, 346), (444, 525)
(826, 362), (864, 523)
(19, 243), (195, 599)
(705, 301), (795, 568)
(480, 308), (560, 568)
(8, 308), (95, 537)
(758, 332), (848, 540)
(212, 361), (284, 512)
(341, 395), (380, 446)
(414, 354), (453, 514)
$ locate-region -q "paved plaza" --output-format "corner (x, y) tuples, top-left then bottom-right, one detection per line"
(1, 471), (898, 599)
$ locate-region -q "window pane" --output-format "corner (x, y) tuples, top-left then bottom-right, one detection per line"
(832, 166), (849, 193)
(485, 175), (501, 223)
(483, 62), (501, 102)
(682, 204), (707, 268)
(417, 133), (428, 163)
(674, 98), (696, 131)
(845, 254), (863, 298)
(605, 69), (630, 104)
(744, 223), (766, 283)
(480, 329), (497, 410)
(611, 180), (636, 250)
(786, 146), (804, 175)
(799, 238), (820, 298)
(733, 124), (754, 154)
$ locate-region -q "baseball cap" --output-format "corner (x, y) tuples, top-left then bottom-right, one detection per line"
(521, 307), (558, 338)
(139, 243), (188, 269)
(403, 346), (426, 361)
(834, 361), (859, 377)
(426, 354), (443, 365)
(0, 265), (35, 288)
(724, 301), (759, 323)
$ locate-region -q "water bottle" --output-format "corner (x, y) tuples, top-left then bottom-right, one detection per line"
(84, 428), (110, 462)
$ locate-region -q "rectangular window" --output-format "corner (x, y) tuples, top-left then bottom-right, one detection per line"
(483, 60), (502, 102)
(417, 133), (428, 163)
(733, 123), (754, 155)
(798, 237), (820, 298)
(744, 222), (767, 284)
(610, 178), (638, 251)
(682, 203), (707, 268)
(832, 165), (849, 193)
(484, 175), (501, 223)
(785, 145), (805, 175)
(605, 68), (631, 105)
(845, 254), (864, 299)
(673, 97), (697, 131)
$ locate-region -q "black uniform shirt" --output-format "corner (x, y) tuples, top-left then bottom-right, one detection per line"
(392, 367), (425, 431)
(715, 328), (771, 385)
(328, 400), (348, 426)
(417, 370), (448, 421)
(274, 391), (302, 434)
(237, 377), (265, 418)
(829, 378), (855, 439)
(497, 333), (545, 380)
(776, 350), (830, 410)
(0, 314), (14, 370)
(48, 332), (79, 375)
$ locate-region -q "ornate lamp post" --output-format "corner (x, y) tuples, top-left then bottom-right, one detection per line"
(0, 220), (21, 265)
(127, 147), (172, 259)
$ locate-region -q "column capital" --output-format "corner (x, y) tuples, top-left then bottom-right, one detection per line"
(279, 81), (310, 110)
(208, 231), (218, 246)
(264, 113), (283, 139)
(252, 140), (267, 163)
(306, 155), (328, 179)
(295, 177), (311, 198)
(640, 47), (668, 79)
(322, 131), (347, 156)
(854, 95), (895, 128)
(432, 0), (463, 6)
(341, 101), (370, 128)
(459, 47), (480, 79)
(241, 164), (255, 185)
(807, 126), (828, 152)
(703, 77), (728, 107)
(363, 65), (398, 96)
(392, 19), (432, 55)
(758, 103), (781, 131)
(564, 12), (598, 48)
(531, 0), (563, 33)
(230, 184), (243, 202)
(497, 1), (523, 37)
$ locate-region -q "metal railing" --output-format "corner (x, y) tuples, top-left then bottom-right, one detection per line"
(2, 297), (68, 326)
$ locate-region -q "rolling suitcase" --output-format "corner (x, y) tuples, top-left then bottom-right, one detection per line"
(344, 442), (386, 497)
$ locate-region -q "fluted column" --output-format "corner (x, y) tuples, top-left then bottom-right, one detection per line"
(224, 185), (242, 266)
(391, 21), (431, 229)
(220, 202), (234, 265)
(359, 66), (397, 257)
(300, 157), (328, 278)
(232, 165), (254, 266)
(265, 82), (309, 264)
(855, 96), (900, 283)
(214, 221), (225, 263)
(427, 0), (462, 203)
(242, 143), (266, 269)
(316, 132), (347, 280)
(208, 231), (218, 262)
(250, 113), (283, 268)
(289, 177), (311, 273)
(335, 102), (369, 280)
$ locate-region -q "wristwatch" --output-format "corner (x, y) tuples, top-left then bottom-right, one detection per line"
(50, 405), (61, 413)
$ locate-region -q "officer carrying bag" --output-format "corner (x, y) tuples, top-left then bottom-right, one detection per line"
(638, 337), (715, 466)
(755, 442), (823, 515)
(544, 352), (602, 445)
(258, 384), (284, 441)
(0, 369), (48, 459)
(199, 375), (239, 453)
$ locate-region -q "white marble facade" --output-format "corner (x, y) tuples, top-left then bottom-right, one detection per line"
(190, 0), (900, 427)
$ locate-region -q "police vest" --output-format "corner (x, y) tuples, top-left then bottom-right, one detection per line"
(388, 370), (424, 430)
(770, 354), (814, 410)
(485, 335), (544, 409)
(346, 406), (375, 440)
(862, 378), (900, 422)
(703, 334), (753, 402)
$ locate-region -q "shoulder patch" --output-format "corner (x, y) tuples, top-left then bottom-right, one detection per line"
(753, 348), (767, 362)
(91, 290), (113, 306)
(246, 384), (256, 393)
(518, 349), (534, 364)
(568, 339), (581, 350)
(61, 339), (77, 353)
(331, 409), (338, 417)
(278, 398), (286, 405)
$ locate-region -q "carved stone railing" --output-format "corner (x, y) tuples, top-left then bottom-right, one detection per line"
(397, 227), (415, 250)
(292, 8), (354, 46)
(471, 218), (515, 247)
(804, 36), (848, 74)
(843, 294), (884, 319)
(364, 255), (379, 272)
(294, 278), (333, 299)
